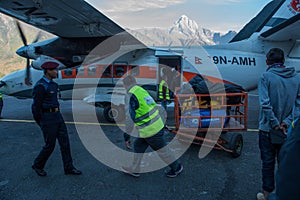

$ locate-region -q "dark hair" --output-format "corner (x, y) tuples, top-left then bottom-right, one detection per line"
(123, 75), (136, 86)
(266, 48), (285, 65)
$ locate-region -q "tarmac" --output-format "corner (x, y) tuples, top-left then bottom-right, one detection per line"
(0, 91), (262, 200)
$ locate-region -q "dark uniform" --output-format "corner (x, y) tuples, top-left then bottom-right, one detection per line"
(31, 61), (81, 176)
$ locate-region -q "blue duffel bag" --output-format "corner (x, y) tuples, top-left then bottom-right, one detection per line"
(182, 109), (228, 128)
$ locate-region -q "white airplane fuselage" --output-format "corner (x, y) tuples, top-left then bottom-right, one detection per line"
(1, 39), (300, 102)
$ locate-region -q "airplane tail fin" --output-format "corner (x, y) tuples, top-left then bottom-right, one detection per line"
(230, 0), (300, 43)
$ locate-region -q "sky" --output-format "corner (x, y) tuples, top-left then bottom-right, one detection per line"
(87, 0), (271, 33)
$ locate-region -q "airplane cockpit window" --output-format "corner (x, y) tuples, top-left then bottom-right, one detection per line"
(88, 65), (96, 76)
(129, 65), (140, 76)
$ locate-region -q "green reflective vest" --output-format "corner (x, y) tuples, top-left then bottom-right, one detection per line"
(0, 92), (2, 99)
(129, 85), (164, 138)
(158, 80), (170, 100)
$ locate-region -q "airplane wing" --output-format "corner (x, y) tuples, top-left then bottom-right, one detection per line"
(0, 0), (125, 38)
(260, 13), (300, 41)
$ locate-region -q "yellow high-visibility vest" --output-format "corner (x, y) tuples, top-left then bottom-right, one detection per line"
(158, 80), (170, 100)
(129, 85), (164, 138)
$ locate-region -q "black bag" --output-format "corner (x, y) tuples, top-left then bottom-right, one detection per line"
(269, 129), (287, 145)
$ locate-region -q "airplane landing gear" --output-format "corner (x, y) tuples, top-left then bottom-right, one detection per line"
(103, 104), (125, 122)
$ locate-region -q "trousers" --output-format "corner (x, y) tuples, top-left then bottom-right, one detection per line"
(259, 130), (282, 192)
(33, 121), (74, 170)
(131, 129), (179, 172)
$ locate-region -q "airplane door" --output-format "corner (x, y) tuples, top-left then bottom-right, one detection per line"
(157, 57), (182, 99)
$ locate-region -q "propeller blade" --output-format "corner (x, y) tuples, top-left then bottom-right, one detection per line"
(32, 31), (42, 43)
(25, 58), (32, 86)
(16, 21), (27, 46)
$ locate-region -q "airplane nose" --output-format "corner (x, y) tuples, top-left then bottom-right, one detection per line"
(16, 46), (27, 58)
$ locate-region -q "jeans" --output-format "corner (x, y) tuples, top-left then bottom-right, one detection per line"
(132, 129), (179, 172)
(259, 130), (282, 193)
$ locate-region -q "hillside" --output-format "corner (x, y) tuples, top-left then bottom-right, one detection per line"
(0, 14), (53, 77)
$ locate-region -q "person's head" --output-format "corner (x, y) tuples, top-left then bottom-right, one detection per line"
(266, 48), (285, 66)
(123, 75), (137, 90)
(41, 62), (59, 80)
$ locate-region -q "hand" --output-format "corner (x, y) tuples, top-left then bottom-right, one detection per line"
(280, 122), (288, 134)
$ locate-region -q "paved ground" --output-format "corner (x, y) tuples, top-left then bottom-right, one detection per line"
(0, 91), (262, 200)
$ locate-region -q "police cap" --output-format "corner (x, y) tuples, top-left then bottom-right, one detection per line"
(41, 62), (59, 69)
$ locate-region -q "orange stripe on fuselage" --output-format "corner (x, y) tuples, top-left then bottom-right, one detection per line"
(60, 64), (235, 85)
(60, 65), (156, 79)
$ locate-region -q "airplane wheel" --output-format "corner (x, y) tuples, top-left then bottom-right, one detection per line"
(230, 133), (243, 158)
(103, 105), (124, 123)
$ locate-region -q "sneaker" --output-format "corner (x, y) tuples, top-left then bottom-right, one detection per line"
(165, 164), (183, 178)
(122, 166), (140, 177)
(256, 192), (266, 200)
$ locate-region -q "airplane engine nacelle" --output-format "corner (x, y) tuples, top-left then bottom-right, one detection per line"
(32, 55), (66, 70)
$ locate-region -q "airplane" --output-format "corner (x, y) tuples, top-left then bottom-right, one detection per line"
(0, 0), (299, 123)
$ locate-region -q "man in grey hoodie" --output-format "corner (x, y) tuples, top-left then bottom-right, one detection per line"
(257, 48), (300, 200)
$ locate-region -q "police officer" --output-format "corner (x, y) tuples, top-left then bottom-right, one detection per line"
(121, 75), (183, 178)
(31, 61), (81, 176)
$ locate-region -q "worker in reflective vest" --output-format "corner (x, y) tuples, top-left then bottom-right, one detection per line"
(122, 75), (183, 178)
(158, 75), (170, 111)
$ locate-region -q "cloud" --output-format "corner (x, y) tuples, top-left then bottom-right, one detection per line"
(102, 0), (186, 12)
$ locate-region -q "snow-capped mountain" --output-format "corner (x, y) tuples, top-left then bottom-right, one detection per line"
(128, 15), (236, 47)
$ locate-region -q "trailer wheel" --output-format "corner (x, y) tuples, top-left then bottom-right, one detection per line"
(230, 133), (243, 158)
(103, 105), (124, 122)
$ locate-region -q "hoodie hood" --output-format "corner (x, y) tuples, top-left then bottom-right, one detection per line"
(267, 65), (297, 78)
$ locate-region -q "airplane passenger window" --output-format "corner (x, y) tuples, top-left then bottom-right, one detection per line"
(77, 66), (85, 76)
(88, 65), (96, 76)
(102, 66), (111, 77)
(63, 69), (73, 76)
(115, 66), (125, 77)
(129, 65), (140, 76)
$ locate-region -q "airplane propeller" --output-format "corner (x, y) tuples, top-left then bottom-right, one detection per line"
(15, 21), (42, 86)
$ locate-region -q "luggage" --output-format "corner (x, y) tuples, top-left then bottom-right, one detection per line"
(188, 75), (245, 105)
(182, 108), (229, 128)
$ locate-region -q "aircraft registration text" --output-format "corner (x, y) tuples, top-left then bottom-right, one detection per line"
(212, 56), (256, 66)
